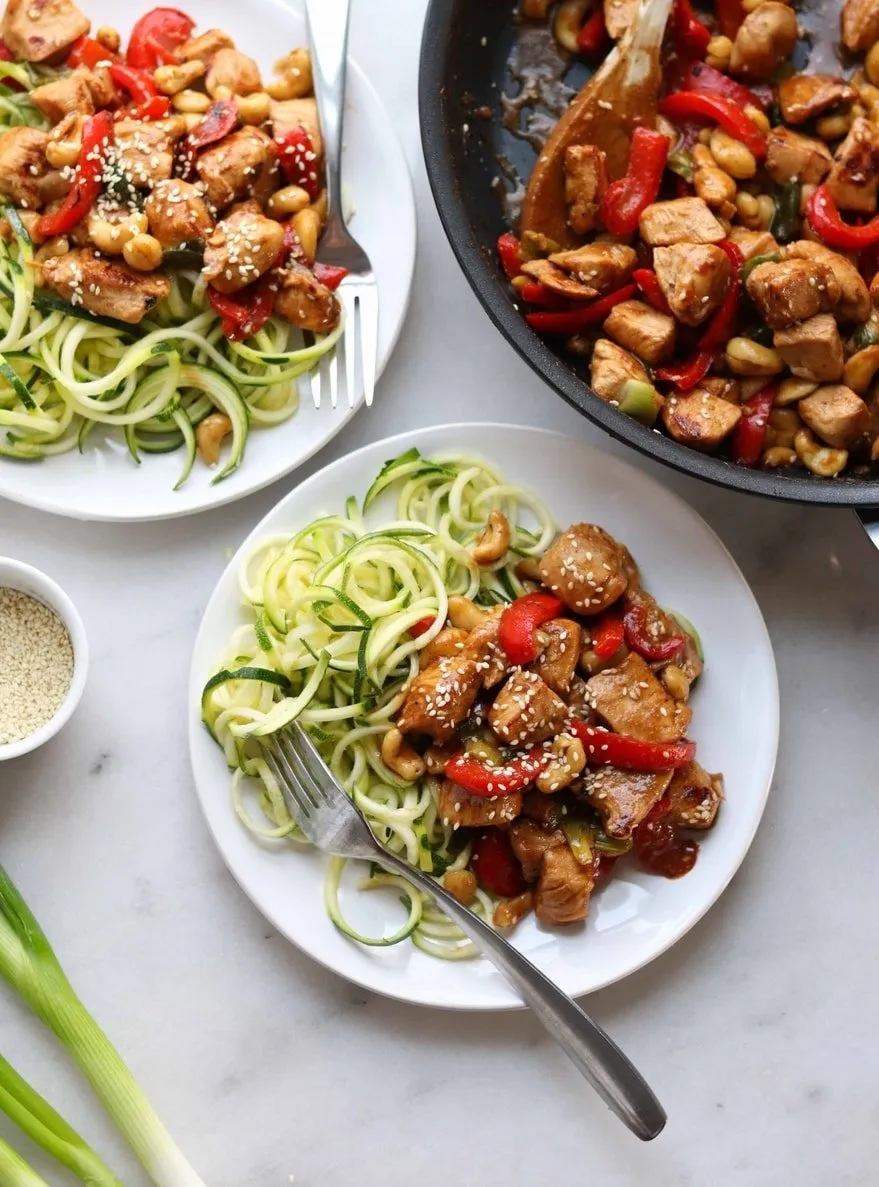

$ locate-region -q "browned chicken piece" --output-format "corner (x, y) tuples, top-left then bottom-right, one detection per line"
(562, 143), (608, 236)
(0, 127), (50, 209)
(540, 523), (628, 616)
(638, 198), (725, 246)
(36, 168), (70, 205)
(85, 64), (114, 107)
(580, 767), (674, 838)
(206, 47), (262, 96)
(396, 655), (482, 744)
(493, 891), (534, 929)
(535, 844), (593, 925)
(1, 0), (89, 62)
(271, 97), (323, 158)
(488, 670), (568, 748)
(202, 207), (284, 293)
(728, 2), (797, 79)
(196, 126), (279, 209)
(274, 260), (340, 333)
(174, 28), (234, 66)
(40, 249), (170, 324)
(784, 241), (870, 323)
(666, 761), (723, 830)
(603, 299), (676, 365)
(653, 243), (732, 328)
(459, 609), (508, 689)
(438, 780), (522, 828)
(509, 818), (566, 882)
(826, 119), (879, 215)
(145, 179), (214, 249)
(589, 338), (650, 404)
(698, 376), (741, 404)
(586, 652), (692, 742)
(798, 384), (871, 448)
(842, 0), (879, 49)
(604, 0), (640, 38)
(745, 258), (841, 330)
(30, 66), (94, 122)
(520, 258), (600, 300)
(521, 789), (566, 830)
(528, 618), (583, 697)
(773, 315), (845, 383)
(443, 869), (477, 906)
(765, 127), (833, 187)
(419, 627), (468, 670)
(662, 387), (742, 450)
(727, 228), (778, 262)
(549, 243), (637, 295)
(777, 74), (856, 125)
(115, 117), (186, 188)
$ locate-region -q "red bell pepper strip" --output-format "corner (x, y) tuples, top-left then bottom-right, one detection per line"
(525, 283), (637, 335)
(716, 0), (746, 38)
(188, 99), (239, 151)
(124, 94), (171, 122)
(126, 7), (194, 70)
(408, 616), (436, 638)
(683, 62), (767, 113)
(658, 92), (767, 160)
(445, 750), (550, 797)
(208, 280), (276, 342)
(498, 591), (564, 666)
(732, 383), (777, 466)
(313, 263), (349, 291)
(671, 0), (711, 56)
(35, 111), (113, 240)
(68, 35), (116, 68)
(497, 232), (523, 280)
(806, 184), (879, 251)
(632, 268), (671, 315)
(576, 6), (607, 56)
(519, 282), (570, 309)
(622, 602), (685, 661)
(569, 719), (696, 770)
(109, 61), (159, 104)
(590, 613), (625, 659)
(655, 349), (715, 389)
(599, 127), (669, 236)
(699, 239), (744, 350)
(471, 830), (527, 897)
(276, 124), (321, 199)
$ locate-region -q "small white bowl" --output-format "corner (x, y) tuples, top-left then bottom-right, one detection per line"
(0, 558), (89, 761)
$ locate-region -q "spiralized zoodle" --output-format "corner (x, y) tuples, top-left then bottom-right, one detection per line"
(202, 450), (556, 958)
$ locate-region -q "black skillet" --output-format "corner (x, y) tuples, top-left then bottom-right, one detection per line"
(418, 0), (879, 537)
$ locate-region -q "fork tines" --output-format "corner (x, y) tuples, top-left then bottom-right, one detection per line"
(309, 276), (378, 412)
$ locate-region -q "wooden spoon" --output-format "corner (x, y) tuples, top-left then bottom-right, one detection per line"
(521, 0), (674, 247)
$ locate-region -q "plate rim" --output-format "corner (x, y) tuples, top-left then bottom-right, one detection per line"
(188, 422), (780, 1011)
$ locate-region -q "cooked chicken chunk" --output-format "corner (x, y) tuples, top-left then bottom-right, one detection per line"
(145, 179), (214, 248)
(666, 761), (723, 830)
(729, 2), (798, 79)
(777, 74), (856, 125)
(562, 143), (608, 236)
(521, 258), (600, 300)
(581, 767), (674, 838)
(589, 338), (650, 403)
(460, 608), (508, 689)
(0, 127), (50, 208)
(784, 241), (870, 323)
(40, 249), (170, 323)
(604, 0), (640, 38)
(826, 118), (879, 215)
(549, 242), (636, 294)
(509, 818), (566, 882)
(271, 97), (323, 158)
(488, 670), (568, 748)
(196, 126), (279, 209)
(653, 243), (732, 328)
(538, 523), (628, 615)
(662, 387), (742, 450)
(397, 655), (482, 744)
(174, 28), (234, 66)
(1, 0), (89, 62)
(438, 780), (522, 828)
(586, 652), (692, 742)
(535, 844), (593, 925)
(30, 66), (95, 122)
(745, 257), (840, 330)
(639, 197), (725, 246)
(765, 127), (833, 187)
(202, 207), (283, 293)
(798, 384), (871, 448)
(842, 0), (879, 50)
(774, 315), (844, 383)
(493, 891), (535, 929)
(274, 260), (340, 332)
(115, 117), (186, 188)
(603, 299), (676, 365)
(206, 47), (262, 97)
(528, 618), (582, 697)
(727, 228), (778, 262)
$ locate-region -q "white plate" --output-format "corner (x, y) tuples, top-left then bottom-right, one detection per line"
(189, 424), (779, 1010)
(0, 0), (415, 522)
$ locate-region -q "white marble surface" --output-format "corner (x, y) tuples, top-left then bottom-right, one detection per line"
(2, 1), (879, 1183)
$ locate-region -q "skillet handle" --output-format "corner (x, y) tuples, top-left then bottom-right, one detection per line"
(855, 509), (879, 550)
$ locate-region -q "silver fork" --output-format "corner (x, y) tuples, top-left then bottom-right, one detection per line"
(305, 0), (378, 411)
(262, 723), (667, 1141)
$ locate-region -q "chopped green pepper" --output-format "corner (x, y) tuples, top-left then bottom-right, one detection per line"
(741, 251), (779, 283)
(770, 181), (800, 243)
(594, 830), (633, 856)
(618, 379), (662, 427)
(161, 239), (205, 269)
(463, 734), (504, 766)
(667, 148), (695, 183)
(851, 322), (879, 351)
(521, 230), (561, 260)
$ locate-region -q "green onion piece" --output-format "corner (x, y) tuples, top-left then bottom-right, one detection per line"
(594, 831), (634, 856)
(0, 866), (208, 1187)
(740, 252), (779, 284)
(618, 379), (662, 427)
(563, 820), (595, 867)
(667, 148), (694, 182)
(521, 230), (561, 260)
(0, 1136), (50, 1187)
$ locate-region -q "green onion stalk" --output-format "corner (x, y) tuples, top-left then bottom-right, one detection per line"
(0, 866), (209, 1187)
(0, 1134), (51, 1187)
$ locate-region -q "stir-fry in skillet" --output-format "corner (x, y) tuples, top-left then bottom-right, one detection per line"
(500, 0), (879, 479)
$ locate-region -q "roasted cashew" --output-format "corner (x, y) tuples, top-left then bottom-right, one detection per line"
(443, 870), (477, 906)
(380, 727), (425, 782)
(661, 664), (690, 701)
(536, 734), (587, 794)
(843, 344), (879, 395)
(471, 510), (511, 566)
(447, 596), (488, 631)
(794, 427), (848, 477)
(196, 413), (233, 466)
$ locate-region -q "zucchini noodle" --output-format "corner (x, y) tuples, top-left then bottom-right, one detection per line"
(0, 68), (341, 487)
(203, 449), (556, 957)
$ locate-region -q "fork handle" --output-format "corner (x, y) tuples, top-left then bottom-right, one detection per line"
(376, 851), (666, 1141)
(305, 0), (349, 231)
